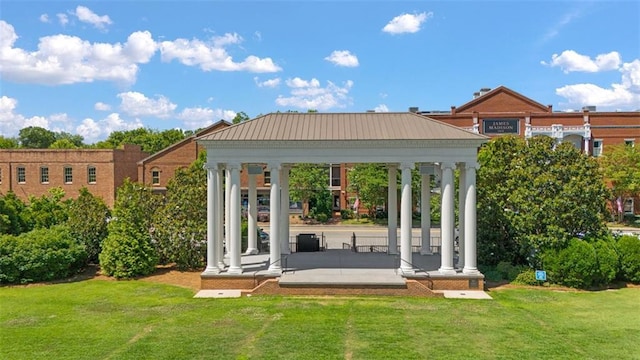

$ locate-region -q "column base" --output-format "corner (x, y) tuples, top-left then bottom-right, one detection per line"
(438, 267), (457, 275)
(398, 267), (415, 275)
(463, 267), (481, 275)
(244, 248), (259, 255)
(217, 261), (227, 269)
(267, 266), (282, 275)
(227, 266), (243, 275)
(201, 266), (220, 275)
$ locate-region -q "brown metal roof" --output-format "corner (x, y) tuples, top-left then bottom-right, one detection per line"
(197, 112), (487, 141)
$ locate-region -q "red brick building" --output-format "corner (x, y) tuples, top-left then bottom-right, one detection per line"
(0, 144), (147, 207)
(421, 86), (640, 214)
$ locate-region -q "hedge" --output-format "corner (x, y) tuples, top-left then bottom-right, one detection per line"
(0, 226), (87, 284)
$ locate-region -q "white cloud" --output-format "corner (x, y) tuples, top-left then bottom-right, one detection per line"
(0, 21), (156, 85)
(39, 14), (50, 23)
(57, 13), (69, 26)
(543, 50), (621, 73)
(212, 33), (242, 47)
(0, 95), (76, 137)
(177, 107), (236, 129)
(254, 77), (281, 88)
(539, 9), (582, 44)
(276, 78), (353, 110)
(383, 12), (432, 34)
(94, 102), (111, 111)
(374, 104), (389, 112)
(76, 113), (144, 143)
(117, 91), (177, 118)
(325, 50), (359, 67)
(620, 59), (640, 92)
(73, 6), (112, 30)
(159, 36), (281, 73)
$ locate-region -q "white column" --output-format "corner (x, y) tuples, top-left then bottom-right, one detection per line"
(420, 171), (432, 255)
(268, 162), (282, 273)
(227, 163), (242, 274)
(463, 162), (480, 274)
(280, 165), (291, 254)
(387, 164), (398, 254)
(399, 162), (414, 274)
(457, 164), (466, 269)
(246, 169), (259, 255)
(203, 162), (219, 274)
(216, 165), (225, 269)
(224, 168), (230, 258)
(438, 162), (456, 274)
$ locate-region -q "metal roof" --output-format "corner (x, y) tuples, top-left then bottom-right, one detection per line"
(197, 112), (488, 142)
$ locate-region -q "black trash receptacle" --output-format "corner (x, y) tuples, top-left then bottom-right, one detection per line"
(297, 233), (319, 252)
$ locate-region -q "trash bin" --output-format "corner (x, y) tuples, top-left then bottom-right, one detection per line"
(297, 233), (319, 252)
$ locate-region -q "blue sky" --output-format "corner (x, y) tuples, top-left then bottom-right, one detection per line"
(1, 1), (639, 143)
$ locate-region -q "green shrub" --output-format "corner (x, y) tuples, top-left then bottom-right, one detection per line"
(496, 261), (525, 281)
(340, 209), (354, 220)
(316, 213), (329, 223)
(512, 269), (539, 286)
(593, 239), (619, 286)
(617, 235), (640, 283)
(543, 238), (598, 289)
(0, 226), (87, 284)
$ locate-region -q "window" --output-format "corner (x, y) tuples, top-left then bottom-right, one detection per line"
(624, 198), (634, 215)
(40, 167), (49, 184)
(88, 166), (97, 184)
(330, 164), (341, 187)
(592, 139), (603, 157)
(64, 166), (73, 184)
(151, 169), (160, 185)
(264, 171), (271, 185)
(625, 139), (635, 147)
(17, 166), (25, 183)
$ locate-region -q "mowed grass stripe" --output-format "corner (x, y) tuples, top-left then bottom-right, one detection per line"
(1, 282), (639, 359)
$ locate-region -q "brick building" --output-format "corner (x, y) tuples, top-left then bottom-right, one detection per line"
(420, 86), (640, 214)
(0, 144), (147, 207)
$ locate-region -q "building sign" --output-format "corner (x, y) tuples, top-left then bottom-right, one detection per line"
(482, 119), (520, 134)
(535, 270), (547, 281)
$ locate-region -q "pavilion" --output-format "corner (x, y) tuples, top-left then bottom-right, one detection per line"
(196, 112), (489, 295)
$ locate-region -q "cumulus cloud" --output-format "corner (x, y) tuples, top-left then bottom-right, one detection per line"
(117, 91), (177, 118)
(94, 102), (111, 111)
(374, 104), (389, 112)
(547, 49), (640, 110)
(177, 107), (236, 129)
(39, 14), (50, 23)
(542, 50), (621, 73)
(0, 21), (156, 85)
(73, 6), (112, 30)
(383, 12), (432, 34)
(276, 77), (353, 110)
(0, 95), (76, 137)
(159, 35), (281, 73)
(325, 50), (359, 67)
(57, 14), (69, 26)
(254, 77), (281, 88)
(76, 113), (144, 143)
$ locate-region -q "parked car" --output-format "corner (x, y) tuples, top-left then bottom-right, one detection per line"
(257, 206), (270, 222)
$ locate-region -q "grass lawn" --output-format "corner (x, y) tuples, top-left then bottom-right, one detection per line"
(1, 281), (639, 360)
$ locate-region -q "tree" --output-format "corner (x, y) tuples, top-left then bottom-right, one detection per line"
(152, 152), (207, 270)
(0, 192), (28, 235)
(18, 126), (56, 148)
(0, 136), (19, 149)
(232, 111), (250, 124)
(347, 164), (389, 217)
(99, 179), (160, 278)
(93, 128), (187, 154)
(22, 187), (71, 230)
(66, 188), (110, 264)
(476, 135), (610, 266)
(54, 131), (85, 148)
(598, 143), (640, 222)
(50, 139), (80, 149)
(289, 163), (330, 217)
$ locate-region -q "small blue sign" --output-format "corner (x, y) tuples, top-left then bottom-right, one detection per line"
(535, 270), (547, 281)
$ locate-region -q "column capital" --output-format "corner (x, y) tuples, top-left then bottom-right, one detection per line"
(267, 162), (281, 171)
(400, 162), (415, 171)
(440, 162), (456, 170)
(203, 162), (218, 170)
(226, 162), (241, 171)
(464, 161), (479, 171)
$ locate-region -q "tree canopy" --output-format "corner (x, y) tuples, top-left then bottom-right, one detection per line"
(289, 163), (330, 217)
(476, 135), (609, 266)
(598, 143), (640, 221)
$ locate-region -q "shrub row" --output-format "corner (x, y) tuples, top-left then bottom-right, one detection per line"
(0, 226), (87, 284)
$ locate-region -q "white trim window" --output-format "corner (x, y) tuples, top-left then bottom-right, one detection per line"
(592, 139), (603, 157)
